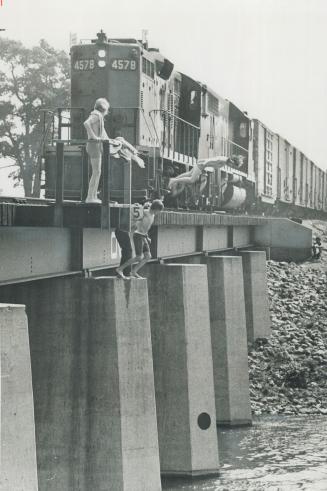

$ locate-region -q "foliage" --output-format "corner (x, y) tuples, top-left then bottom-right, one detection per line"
(0, 38), (70, 196)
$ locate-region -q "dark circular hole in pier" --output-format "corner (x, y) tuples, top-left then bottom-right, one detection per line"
(197, 412), (211, 430)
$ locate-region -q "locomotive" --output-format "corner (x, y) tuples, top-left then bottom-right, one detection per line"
(43, 30), (327, 217)
(44, 30), (255, 211)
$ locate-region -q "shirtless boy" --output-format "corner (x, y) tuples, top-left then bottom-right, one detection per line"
(168, 155), (244, 195)
(116, 199), (164, 279)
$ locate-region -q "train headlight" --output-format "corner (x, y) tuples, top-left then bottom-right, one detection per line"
(131, 48), (138, 58)
(98, 49), (106, 58)
(98, 60), (106, 68)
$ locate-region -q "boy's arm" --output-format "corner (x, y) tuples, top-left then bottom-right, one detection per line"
(144, 211), (155, 238)
(115, 136), (138, 154)
(115, 137), (145, 168)
(83, 115), (100, 140)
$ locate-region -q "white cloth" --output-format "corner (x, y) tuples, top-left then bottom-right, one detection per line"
(114, 136), (145, 168)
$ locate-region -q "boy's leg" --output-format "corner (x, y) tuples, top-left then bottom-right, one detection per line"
(116, 256), (139, 278)
(116, 233), (142, 278)
(168, 169), (193, 188)
(169, 166), (202, 188)
(131, 238), (151, 277)
(115, 228), (132, 275)
(86, 156), (102, 202)
(131, 252), (151, 277)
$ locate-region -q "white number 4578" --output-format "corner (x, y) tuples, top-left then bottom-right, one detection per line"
(111, 59), (137, 71)
(73, 59), (95, 70)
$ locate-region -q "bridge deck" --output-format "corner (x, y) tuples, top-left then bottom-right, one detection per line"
(0, 197), (267, 228)
(0, 197), (311, 286)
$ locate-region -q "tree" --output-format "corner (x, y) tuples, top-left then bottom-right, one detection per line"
(0, 38), (70, 196)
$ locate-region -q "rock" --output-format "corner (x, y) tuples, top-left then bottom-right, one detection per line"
(249, 235), (327, 416)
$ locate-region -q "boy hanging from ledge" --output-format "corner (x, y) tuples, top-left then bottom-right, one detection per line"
(116, 199), (164, 279)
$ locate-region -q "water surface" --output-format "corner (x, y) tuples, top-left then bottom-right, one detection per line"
(162, 415), (327, 490)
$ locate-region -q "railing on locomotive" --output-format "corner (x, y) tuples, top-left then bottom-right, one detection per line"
(39, 108), (86, 196)
(221, 137), (249, 162)
(42, 106), (202, 202)
(50, 139), (121, 229)
(108, 106), (160, 183)
(40, 107), (86, 149)
(103, 105), (160, 187)
(149, 109), (200, 163)
(41, 106), (157, 204)
(49, 138), (112, 204)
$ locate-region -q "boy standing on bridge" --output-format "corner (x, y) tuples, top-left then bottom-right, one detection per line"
(116, 199), (164, 279)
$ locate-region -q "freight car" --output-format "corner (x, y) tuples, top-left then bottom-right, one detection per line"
(43, 31), (255, 211)
(252, 119), (327, 218)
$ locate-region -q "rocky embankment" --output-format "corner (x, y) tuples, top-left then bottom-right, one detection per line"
(249, 221), (327, 416)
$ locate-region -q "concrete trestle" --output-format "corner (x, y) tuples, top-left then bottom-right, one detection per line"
(1, 247), (273, 488)
(0, 279), (161, 491)
(146, 264), (219, 476)
(0, 304), (38, 491)
(205, 256), (252, 426)
(240, 251), (271, 343)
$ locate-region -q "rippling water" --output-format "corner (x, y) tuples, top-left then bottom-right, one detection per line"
(162, 416), (327, 490)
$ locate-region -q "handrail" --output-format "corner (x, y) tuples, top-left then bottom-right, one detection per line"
(138, 109), (159, 182)
(222, 137), (249, 155)
(52, 140), (113, 229)
(149, 109), (200, 164)
(149, 109), (200, 131)
(140, 109), (157, 143)
(51, 138), (111, 143)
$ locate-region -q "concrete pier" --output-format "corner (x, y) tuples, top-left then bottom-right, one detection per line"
(0, 278), (161, 491)
(0, 303), (38, 491)
(206, 256), (252, 426)
(146, 264), (219, 477)
(240, 251), (271, 342)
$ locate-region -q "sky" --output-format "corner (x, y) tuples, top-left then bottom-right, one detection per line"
(1, 0), (327, 185)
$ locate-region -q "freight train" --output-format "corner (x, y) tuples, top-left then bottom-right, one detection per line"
(43, 31), (327, 217)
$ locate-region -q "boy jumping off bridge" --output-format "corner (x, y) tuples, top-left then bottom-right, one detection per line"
(116, 199), (164, 279)
(168, 155), (244, 196)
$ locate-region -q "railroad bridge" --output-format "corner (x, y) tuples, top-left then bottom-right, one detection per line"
(0, 153), (313, 490)
(0, 197), (312, 284)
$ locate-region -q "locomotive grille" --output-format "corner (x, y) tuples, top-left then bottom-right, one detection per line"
(142, 57), (155, 79)
(208, 93), (219, 115)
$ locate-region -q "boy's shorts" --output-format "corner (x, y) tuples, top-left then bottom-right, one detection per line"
(86, 141), (103, 158)
(133, 233), (150, 256)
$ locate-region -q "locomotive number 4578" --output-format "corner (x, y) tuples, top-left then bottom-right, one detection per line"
(111, 59), (137, 71)
(73, 59), (95, 70)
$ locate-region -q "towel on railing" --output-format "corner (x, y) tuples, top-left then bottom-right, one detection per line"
(111, 136), (145, 168)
